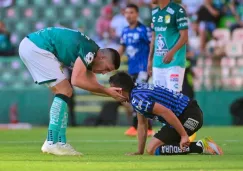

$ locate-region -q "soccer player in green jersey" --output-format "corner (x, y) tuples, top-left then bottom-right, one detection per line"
(148, 0), (188, 92)
(147, 0), (197, 142)
(18, 27), (126, 156)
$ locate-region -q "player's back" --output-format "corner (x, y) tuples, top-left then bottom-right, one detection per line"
(130, 83), (190, 123)
(27, 27), (99, 67)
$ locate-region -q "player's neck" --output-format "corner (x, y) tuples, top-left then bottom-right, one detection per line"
(158, 0), (170, 10)
(129, 21), (138, 29)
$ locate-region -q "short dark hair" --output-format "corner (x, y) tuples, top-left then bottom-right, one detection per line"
(109, 72), (135, 93)
(106, 48), (120, 70)
(126, 4), (139, 12)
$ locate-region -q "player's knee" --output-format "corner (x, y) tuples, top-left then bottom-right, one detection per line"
(64, 87), (73, 97)
(52, 85), (73, 98)
(146, 146), (155, 155)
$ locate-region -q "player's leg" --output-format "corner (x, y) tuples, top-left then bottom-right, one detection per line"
(152, 67), (166, 86)
(47, 79), (81, 155)
(19, 38), (80, 155)
(147, 101), (223, 155)
(147, 125), (203, 155)
(165, 66), (197, 142)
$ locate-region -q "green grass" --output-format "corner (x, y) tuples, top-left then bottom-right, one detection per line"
(0, 127), (243, 171)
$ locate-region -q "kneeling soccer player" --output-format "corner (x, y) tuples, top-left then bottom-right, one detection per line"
(19, 27), (126, 156)
(109, 72), (223, 155)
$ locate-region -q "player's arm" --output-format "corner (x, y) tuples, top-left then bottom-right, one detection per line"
(118, 45), (125, 56)
(126, 113), (148, 155)
(169, 29), (188, 55)
(147, 31), (155, 76)
(71, 58), (125, 101)
(136, 113), (148, 155)
(152, 102), (190, 149)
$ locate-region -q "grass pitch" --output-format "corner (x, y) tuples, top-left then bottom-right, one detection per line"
(0, 127), (243, 171)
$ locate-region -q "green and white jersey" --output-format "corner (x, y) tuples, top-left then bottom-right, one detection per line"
(151, 2), (188, 68)
(27, 27), (100, 69)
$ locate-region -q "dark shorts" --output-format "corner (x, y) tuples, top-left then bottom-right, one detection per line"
(154, 100), (203, 144)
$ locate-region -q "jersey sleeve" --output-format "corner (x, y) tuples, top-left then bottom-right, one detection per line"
(78, 40), (100, 68)
(176, 6), (189, 30)
(131, 92), (155, 114)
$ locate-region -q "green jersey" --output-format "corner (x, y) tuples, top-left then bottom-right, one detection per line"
(27, 27), (100, 69)
(151, 2), (188, 68)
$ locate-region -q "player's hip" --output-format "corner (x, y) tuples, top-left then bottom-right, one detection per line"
(19, 37), (56, 60)
(179, 100), (204, 134)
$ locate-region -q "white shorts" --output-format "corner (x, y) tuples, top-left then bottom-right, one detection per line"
(19, 38), (67, 87)
(153, 66), (185, 92)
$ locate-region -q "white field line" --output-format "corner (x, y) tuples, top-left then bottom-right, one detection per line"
(0, 139), (242, 144)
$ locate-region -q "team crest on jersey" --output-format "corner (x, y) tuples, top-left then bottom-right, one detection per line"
(85, 52), (94, 65)
(133, 33), (139, 40)
(155, 34), (169, 56)
(165, 15), (171, 24)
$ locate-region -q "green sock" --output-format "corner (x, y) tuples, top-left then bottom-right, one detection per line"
(58, 109), (68, 144)
(47, 95), (68, 144)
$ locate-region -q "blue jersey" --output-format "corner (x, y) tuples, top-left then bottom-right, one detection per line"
(120, 22), (151, 75)
(130, 83), (190, 123)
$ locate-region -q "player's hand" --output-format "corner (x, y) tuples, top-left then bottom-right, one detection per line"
(180, 135), (190, 151)
(105, 87), (127, 102)
(163, 50), (174, 64)
(125, 152), (143, 156)
(147, 60), (153, 76)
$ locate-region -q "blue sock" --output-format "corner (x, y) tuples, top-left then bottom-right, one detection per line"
(47, 94), (69, 144)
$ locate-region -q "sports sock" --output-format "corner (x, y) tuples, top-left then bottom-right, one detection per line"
(58, 109), (68, 144)
(47, 94), (69, 144)
(154, 142), (203, 155)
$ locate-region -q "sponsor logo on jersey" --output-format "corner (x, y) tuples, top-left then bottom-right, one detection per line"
(166, 7), (175, 15)
(179, 22), (188, 27)
(85, 52), (94, 65)
(177, 17), (188, 22)
(155, 34), (169, 56)
(165, 15), (171, 24)
(170, 74), (179, 82)
(154, 27), (167, 32)
(158, 16), (163, 22)
(126, 45), (138, 58)
(179, 8), (184, 13)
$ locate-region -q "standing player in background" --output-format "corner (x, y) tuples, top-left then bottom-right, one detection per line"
(148, 0), (196, 141)
(118, 4), (154, 136)
(19, 27), (125, 156)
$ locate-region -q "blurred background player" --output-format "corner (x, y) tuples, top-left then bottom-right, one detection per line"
(118, 4), (154, 136)
(109, 72), (223, 156)
(19, 27), (125, 155)
(148, 0), (196, 141)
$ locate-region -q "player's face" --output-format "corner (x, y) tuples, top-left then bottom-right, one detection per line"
(92, 58), (115, 75)
(125, 8), (138, 25)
